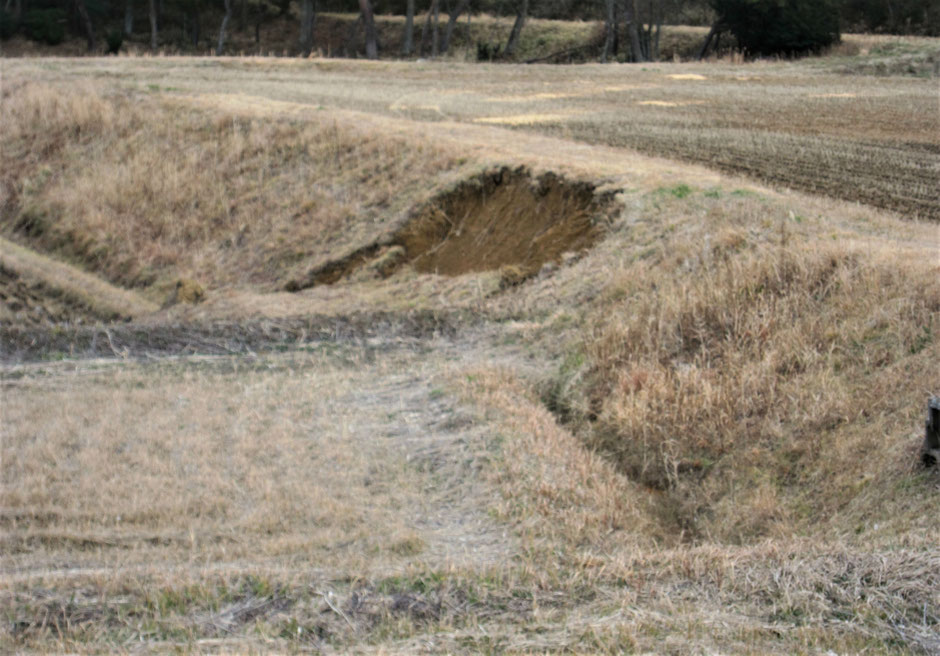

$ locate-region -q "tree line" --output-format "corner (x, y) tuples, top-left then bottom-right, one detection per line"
(1, 0), (936, 58)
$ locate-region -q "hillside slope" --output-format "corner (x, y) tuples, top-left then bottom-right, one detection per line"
(1, 56), (937, 653)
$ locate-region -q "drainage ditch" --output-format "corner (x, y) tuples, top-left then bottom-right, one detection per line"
(285, 167), (614, 291)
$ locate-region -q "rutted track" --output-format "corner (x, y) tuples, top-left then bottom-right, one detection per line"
(0, 311), (469, 364)
(543, 121), (940, 221)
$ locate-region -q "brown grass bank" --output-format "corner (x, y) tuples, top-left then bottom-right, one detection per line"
(0, 80), (475, 299)
(540, 188), (940, 546)
(1, 54), (938, 654)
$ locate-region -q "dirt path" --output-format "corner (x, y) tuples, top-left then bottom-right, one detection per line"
(1, 332), (526, 588)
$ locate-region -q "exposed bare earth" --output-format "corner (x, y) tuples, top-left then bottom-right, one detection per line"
(1, 51), (938, 653)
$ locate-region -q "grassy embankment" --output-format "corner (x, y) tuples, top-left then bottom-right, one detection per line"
(1, 52), (938, 652)
(0, 79), (476, 301)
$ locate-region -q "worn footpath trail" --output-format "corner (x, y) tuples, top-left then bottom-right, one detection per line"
(1, 325), (540, 587)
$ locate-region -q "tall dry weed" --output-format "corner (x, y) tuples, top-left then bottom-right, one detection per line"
(1, 81), (117, 141)
(565, 232), (939, 541)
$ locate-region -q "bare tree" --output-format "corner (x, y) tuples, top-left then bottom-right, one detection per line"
(642, 0), (661, 60)
(601, 0), (615, 62)
(74, 0), (96, 51)
(8, 0), (22, 23)
(697, 19), (721, 60)
(299, 0), (317, 56)
(149, 0), (158, 50)
(504, 0), (528, 57)
(342, 13), (363, 56)
(431, 0), (440, 56)
(419, 0), (439, 56)
(401, 0), (415, 55)
(440, 0), (470, 54)
(622, 0), (644, 62)
(358, 0), (377, 59)
(216, 0), (232, 54)
(124, 0), (134, 35)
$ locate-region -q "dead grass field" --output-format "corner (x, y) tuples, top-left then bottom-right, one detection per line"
(1, 46), (939, 652)
(4, 47), (936, 229)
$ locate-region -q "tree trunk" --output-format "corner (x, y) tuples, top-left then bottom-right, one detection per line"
(299, 0), (316, 56)
(149, 0), (157, 50)
(11, 0), (22, 22)
(216, 0), (231, 55)
(343, 13), (363, 57)
(601, 0), (615, 62)
(440, 0), (469, 54)
(419, 0), (438, 56)
(124, 0), (133, 35)
(74, 0), (95, 51)
(358, 0), (377, 59)
(644, 0), (660, 61)
(401, 0), (414, 54)
(612, 0), (620, 55)
(696, 21), (717, 60)
(503, 0), (527, 57)
(653, 19), (660, 60)
(623, 0), (644, 62)
(191, 9), (200, 48)
(430, 0), (439, 57)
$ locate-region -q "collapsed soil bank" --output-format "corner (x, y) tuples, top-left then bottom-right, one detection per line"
(286, 167), (614, 291)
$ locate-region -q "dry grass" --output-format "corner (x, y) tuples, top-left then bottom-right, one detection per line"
(4, 330), (936, 653)
(558, 219), (939, 542)
(470, 185), (939, 548)
(2, 49), (939, 653)
(0, 237), (157, 324)
(458, 366), (658, 550)
(5, 53), (935, 224)
(1, 79), (472, 298)
(1, 345), (517, 649)
(829, 34), (940, 76)
(455, 360), (939, 654)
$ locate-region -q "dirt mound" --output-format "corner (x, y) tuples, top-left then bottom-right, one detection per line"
(0, 237), (158, 325)
(0, 264), (116, 326)
(287, 168), (613, 290)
